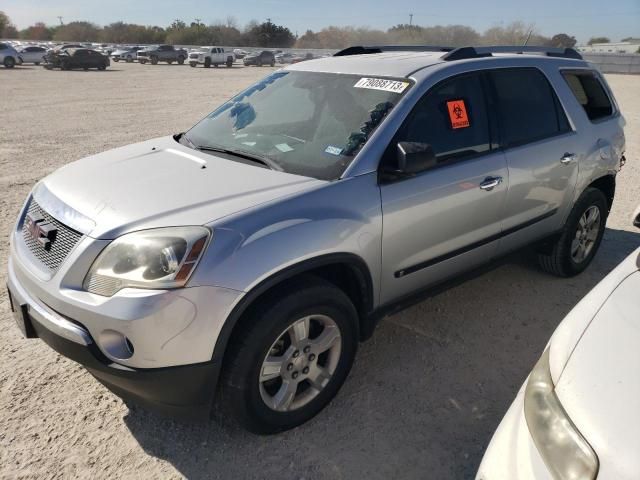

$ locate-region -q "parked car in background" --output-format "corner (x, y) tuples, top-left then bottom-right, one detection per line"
(243, 50), (276, 66)
(111, 46), (143, 63)
(44, 48), (110, 70)
(276, 52), (295, 64)
(17, 45), (48, 65)
(137, 45), (187, 65)
(188, 47), (235, 68)
(0, 42), (19, 68)
(51, 43), (84, 52)
(477, 209), (640, 480)
(233, 48), (248, 59)
(291, 52), (315, 64)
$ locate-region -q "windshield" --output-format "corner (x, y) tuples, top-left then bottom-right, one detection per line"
(185, 71), (410, 180)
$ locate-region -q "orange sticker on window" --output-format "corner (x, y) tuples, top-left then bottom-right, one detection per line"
(446, 100), (470, 129)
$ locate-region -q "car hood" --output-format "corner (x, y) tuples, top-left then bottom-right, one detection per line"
(551, 250), (640, 478)
(36, 136), (323, 239)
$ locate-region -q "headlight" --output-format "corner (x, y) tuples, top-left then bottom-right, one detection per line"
(524, 348), (599, 480)
(84, 227), (210, 296)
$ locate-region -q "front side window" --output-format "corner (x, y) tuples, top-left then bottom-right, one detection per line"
(185, 71), (410, 180)
(490, 68), (570, 148)
(562, 71), (614, 121)
(391, 72), (491, 164)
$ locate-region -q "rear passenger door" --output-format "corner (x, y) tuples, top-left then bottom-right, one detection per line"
(488, 67), (580, 253)
(379, 71), (508, 304)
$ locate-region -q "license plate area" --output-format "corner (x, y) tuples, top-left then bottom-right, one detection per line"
(7, 287), (37, 338)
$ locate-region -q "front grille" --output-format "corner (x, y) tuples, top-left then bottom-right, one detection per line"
(189, 53), (198, 59)
(21, 199), (83, 272)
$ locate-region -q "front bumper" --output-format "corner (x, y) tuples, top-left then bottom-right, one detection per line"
(7, 268), (221, 418)
(476, 386), (552, 480)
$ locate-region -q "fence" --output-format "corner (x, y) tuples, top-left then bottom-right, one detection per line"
(583, 53), (640, 74)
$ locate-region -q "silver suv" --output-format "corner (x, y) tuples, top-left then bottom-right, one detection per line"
(7, 46), (626, 433)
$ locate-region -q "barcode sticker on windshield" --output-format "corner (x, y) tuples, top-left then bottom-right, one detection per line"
(354, 78), (409, 93)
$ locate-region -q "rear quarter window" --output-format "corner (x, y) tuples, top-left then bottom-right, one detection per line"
(562, 71), (614, 122)
(490, 68), (570, 149)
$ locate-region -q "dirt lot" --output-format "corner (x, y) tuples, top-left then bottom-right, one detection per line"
(0, 62), (638, 480)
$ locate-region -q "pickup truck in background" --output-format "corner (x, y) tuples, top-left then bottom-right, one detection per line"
(188, 47), (235, 68)
(137, 45), (188, 65)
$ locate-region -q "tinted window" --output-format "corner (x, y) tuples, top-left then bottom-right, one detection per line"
(562, 71), (614, 121)
(394, 72), (491, 162)
(490, 68), (569, 148)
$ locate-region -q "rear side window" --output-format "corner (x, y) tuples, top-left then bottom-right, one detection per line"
(490, 68), (570, 148)
(562, 71), (613, 121)
(394, 72), (491, 162)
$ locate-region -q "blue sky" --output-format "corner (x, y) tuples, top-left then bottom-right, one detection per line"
(4, 0), (639, 43)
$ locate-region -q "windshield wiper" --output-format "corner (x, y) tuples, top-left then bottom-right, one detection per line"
(195, 144), (283, 171)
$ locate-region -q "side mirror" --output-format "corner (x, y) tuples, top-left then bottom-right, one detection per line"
(395, 142), (437, 175)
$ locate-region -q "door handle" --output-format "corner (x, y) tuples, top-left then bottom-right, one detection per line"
(479, 176), (503, 191)
(560, 153), (576, 164)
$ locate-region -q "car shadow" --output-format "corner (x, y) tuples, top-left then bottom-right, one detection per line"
(122, 228), (640, 480)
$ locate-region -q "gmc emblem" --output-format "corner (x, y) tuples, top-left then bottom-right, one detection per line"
(25, 213), (57, 251)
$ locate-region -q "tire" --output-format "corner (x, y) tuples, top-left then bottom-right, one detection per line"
(222, 276), (358, 434)
(204, 57), (211, 68)
(150, 56), (158, 65)
(113, 58), (119, 62)
(98, 65), (106, 70)
(126, 56), (133, 63)
(190, 62), (197, 68)
(140, 59), (147, 64)
(226, 57), (233, 67)
(270, 61), (275, 67)
(177, 55), (185, 65)
(537, 187), (608, 277)
(3, 56), (15, 68)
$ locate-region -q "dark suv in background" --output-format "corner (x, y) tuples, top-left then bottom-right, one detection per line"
(243, 50), (276, 67)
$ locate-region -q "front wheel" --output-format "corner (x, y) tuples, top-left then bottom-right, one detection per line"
(222, 276), (358, 434)
(4, 56), (16, 68)
(537, 187), (608, 277)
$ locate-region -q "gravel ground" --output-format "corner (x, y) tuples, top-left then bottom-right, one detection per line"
(0, 63), (638, 480)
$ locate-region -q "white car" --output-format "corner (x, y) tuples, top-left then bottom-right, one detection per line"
(0, 42), (20, 68)
(17, 45), (47, 65)
(477, 210), (640, 480)
(111, 46), (142, 63)
(188, 46), (235, 68)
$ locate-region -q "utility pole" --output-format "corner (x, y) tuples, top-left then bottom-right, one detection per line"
(409, 13), (413, 26)
(57, 16), (63, 25)
(194, 18), (201, 31)
(267, 18), (272, 24)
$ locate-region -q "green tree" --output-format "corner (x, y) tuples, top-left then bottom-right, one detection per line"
(53, 21), (100, 42)
(20, 22), (53, 41)
(550, 33), (577, 48)
(588, 36), (610, 45)
(243, 21), (295, 47)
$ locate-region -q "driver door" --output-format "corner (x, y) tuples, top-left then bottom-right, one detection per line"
(379, 71), (508, 304)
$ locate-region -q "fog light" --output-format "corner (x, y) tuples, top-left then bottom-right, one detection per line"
(99, 330), (134, 360)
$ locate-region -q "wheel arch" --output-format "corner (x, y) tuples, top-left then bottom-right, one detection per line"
(211, 253), (375, 366)
(587, 174), (616, 213)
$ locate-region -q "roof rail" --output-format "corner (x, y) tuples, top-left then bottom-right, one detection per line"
(334, 45), (453, 57)
(443, 45), (583, 61)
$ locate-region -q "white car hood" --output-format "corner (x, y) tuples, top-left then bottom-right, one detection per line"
(552, 251), (640, 479)
(37, 136), (323, 239)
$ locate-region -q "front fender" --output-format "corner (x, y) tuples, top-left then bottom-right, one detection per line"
(190, 172), (383, 307)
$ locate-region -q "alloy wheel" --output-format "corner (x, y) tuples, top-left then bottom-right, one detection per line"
(571, 205), (601, 263)
(259, 315), (342, 412)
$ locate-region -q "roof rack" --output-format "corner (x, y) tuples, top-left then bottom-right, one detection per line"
(442, 46), (583, 60)
(333, 45), (453, 57)
(333, 44), (583, 60)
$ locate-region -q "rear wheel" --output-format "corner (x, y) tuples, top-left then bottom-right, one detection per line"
(4, 56), (15, 68)
(204, 57), (211, 68)
(113, 57), (119, 62)
(98, 65), (106, 70)
(177, 55), (185, 65)
(222, 276), (358, 434)
(150, 56), (158, 65)
(537, 188), (608, 277)
(226, 57), (233, 67)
